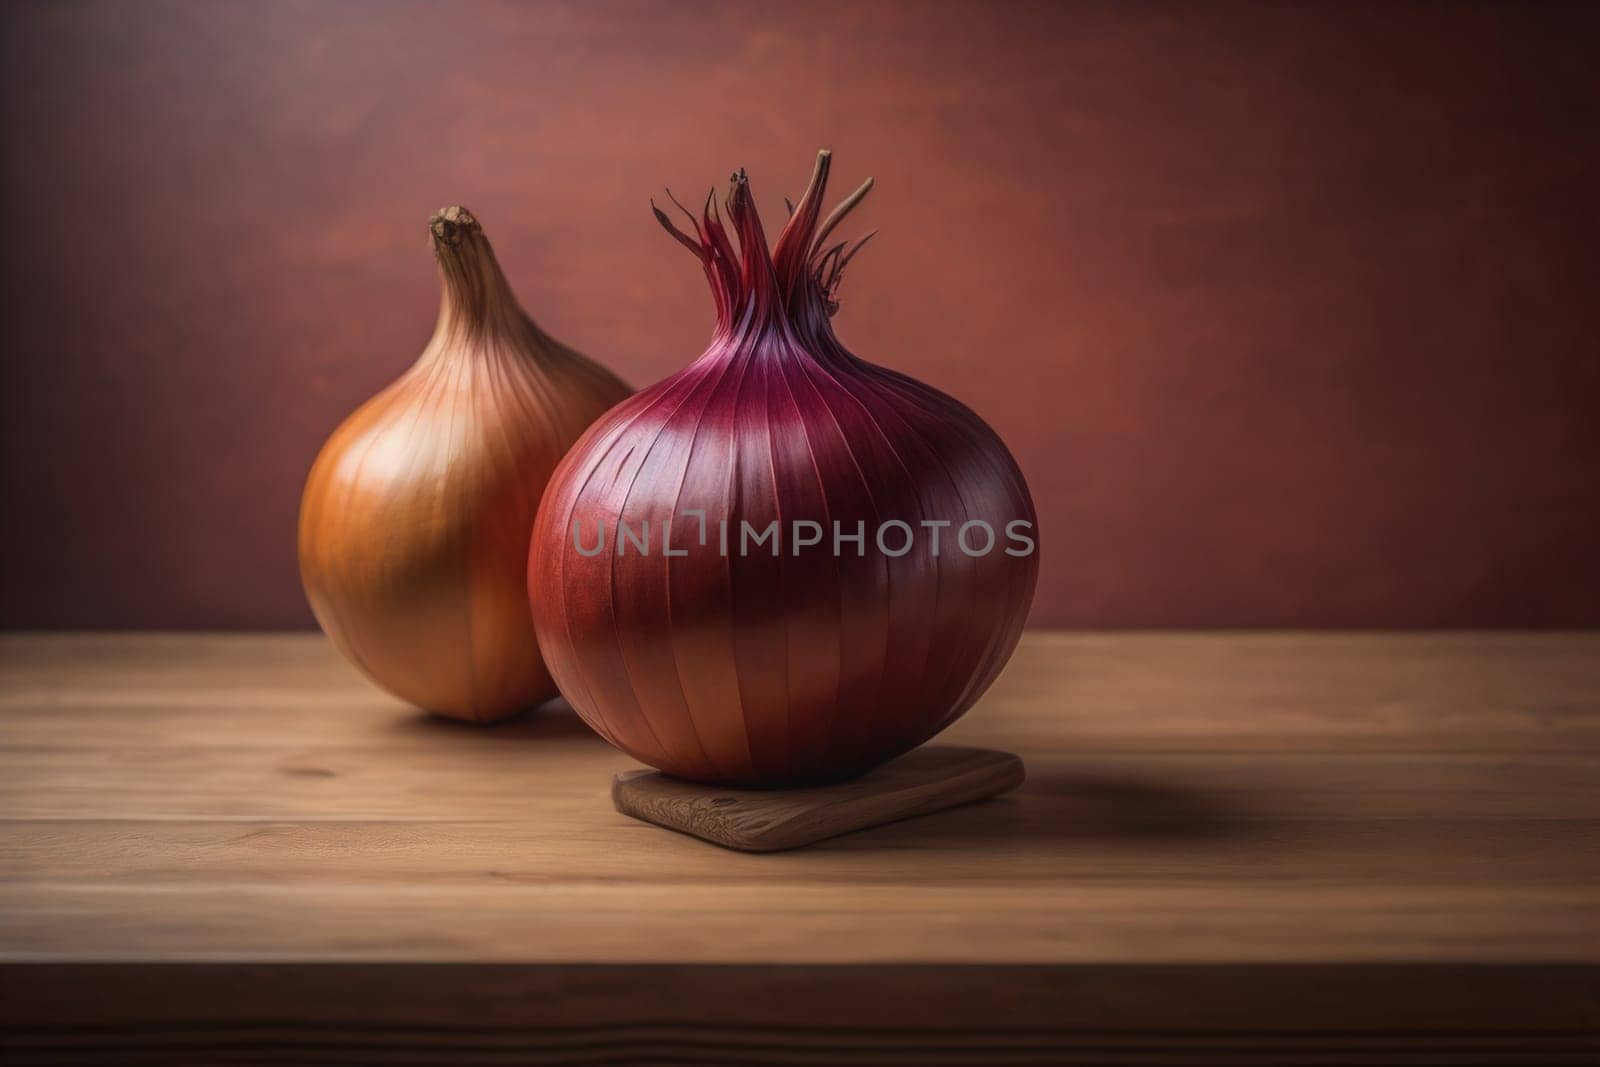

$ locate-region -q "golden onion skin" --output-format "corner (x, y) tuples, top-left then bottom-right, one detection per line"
(299, 207), (630, 722)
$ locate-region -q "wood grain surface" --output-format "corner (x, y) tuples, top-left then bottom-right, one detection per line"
(2, 631), (1598, 1063)
(613, 747), (1026, 851)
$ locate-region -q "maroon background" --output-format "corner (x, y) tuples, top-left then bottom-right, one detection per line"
(2, 0), (1596, 629)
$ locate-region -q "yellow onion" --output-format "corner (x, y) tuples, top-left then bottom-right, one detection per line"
(300, 206), (630, 722)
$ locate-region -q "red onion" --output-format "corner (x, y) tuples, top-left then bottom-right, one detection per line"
(529, 152), (1038, 784)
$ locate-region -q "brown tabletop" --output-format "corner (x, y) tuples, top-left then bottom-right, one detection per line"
(2, 632), (1597, 1063)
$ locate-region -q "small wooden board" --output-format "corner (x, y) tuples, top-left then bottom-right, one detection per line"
(612, 745), (1025, 852)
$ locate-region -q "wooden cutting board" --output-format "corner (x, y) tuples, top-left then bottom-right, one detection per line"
(611, 745), (1025, 851)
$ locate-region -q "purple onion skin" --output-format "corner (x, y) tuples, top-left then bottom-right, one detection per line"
(529, 151), (1038, 786)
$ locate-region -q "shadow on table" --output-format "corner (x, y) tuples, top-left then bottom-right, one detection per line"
(835, 767), (1251, 850)
(385, 699), (604, 744)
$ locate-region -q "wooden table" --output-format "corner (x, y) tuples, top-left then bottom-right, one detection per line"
(2, 632), (1597, 1064)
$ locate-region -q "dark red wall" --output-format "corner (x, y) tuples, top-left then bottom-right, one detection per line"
(2, 0), (1596, 628)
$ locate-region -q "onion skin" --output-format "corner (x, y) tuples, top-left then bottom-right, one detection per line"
(300, 207), (630, 722)
(529, 153), (1039, 784)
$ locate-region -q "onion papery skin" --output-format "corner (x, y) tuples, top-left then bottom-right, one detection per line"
(300, 207), (630, 722)
(529, 152), (1039, 784)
